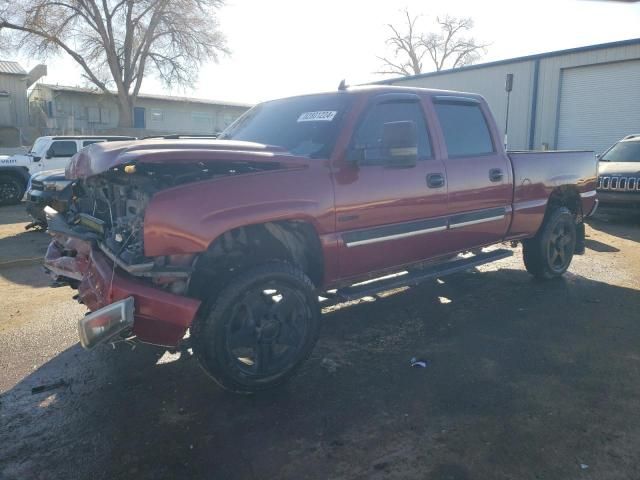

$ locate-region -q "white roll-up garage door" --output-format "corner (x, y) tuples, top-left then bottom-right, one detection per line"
(557, 60), (640, 154)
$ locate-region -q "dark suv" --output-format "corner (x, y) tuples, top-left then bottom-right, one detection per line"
(597, 134), (640, 212)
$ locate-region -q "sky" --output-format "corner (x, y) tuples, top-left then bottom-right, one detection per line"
(14, 0), (640, 105)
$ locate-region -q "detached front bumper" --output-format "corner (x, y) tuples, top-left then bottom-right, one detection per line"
(45, 237), (202, 348)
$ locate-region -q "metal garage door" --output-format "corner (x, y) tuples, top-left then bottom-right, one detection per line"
(557, 60), (640, 154)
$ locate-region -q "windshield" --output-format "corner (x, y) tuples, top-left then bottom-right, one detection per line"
(219, 94), (352, 158)
(601, 141), (640, 162)
(29, 138), (49, 157)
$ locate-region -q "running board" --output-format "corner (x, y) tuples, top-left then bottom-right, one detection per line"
(335, 249), (513, 302)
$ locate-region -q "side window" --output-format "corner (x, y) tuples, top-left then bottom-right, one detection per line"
(434, 102), (494, 157)
(352, 101), (432, 165)
(82, 139), (105, 147)
(49, 141), (78, 157)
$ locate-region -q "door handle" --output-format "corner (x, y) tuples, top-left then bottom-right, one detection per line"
(427, 173), (445, 188)
(489, 168), (504, 182)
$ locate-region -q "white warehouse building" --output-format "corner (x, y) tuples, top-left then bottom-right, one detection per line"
(376, 38), (640, 155)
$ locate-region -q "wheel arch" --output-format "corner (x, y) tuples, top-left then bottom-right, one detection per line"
(546, 185), (582, 219)
(188, 219), (325, 302)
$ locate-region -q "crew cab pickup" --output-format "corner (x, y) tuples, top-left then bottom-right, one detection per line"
(44, 86), (598, 393)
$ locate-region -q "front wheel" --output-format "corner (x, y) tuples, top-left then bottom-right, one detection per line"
(0, 175), (25, 206)
(523, 207), (576, 279)
(192, 261), (321, 394)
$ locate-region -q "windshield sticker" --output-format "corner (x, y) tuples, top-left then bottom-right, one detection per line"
(297, 111), (337, 122)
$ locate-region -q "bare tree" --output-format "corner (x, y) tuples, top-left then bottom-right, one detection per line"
(376, 9), (425, 76)
(377, 10), (488, 76)
(0, 0), (228, 127)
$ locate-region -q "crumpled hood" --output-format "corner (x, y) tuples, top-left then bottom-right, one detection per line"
(598, 161), (640, 177)
(65, 138), (311, 179)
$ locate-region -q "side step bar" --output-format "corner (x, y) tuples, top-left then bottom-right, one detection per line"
(335, 249), (513, 302)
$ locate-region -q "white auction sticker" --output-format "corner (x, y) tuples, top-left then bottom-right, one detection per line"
(297, 111), (337, 122)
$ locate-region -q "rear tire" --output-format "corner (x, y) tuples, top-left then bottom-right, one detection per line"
(192, 261), (321, 394)
(523, 207), (576, 279)
(0, 174), (25, 206)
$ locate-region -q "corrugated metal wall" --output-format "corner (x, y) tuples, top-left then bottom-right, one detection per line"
(534, 43), (640, 150)
(393, 61), (534, 150)
(0, 73), (29, 127)
(385, 41), (640, 152)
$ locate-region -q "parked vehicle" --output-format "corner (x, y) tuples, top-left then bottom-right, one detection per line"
(23, 136), (215, 226)
(596, 134), (640, 211)
(24, 169), (71, 229)
(0, 135), (135, 206)
(43, 86), (598, 393)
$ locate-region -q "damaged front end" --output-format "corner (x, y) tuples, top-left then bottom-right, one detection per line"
(43, 161), (257, 348)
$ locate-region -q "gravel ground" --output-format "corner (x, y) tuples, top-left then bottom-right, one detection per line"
(0, 204), (639, 480)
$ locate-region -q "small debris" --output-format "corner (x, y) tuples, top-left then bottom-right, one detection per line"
(410, 357), (430, 368)
(321, 358), (339, 373)
(580, 464), (589, 470)
(31, 379), (69, 395)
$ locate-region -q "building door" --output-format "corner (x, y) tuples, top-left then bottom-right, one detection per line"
(133, 107), (146, 128)
(557, 60), (640, 154)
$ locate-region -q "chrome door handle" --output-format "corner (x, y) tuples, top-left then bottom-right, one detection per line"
(427, 173), (445, 188)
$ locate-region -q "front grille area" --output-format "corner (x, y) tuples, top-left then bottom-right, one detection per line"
(30, 180), (44, 191)
(597, 176), (640, 192)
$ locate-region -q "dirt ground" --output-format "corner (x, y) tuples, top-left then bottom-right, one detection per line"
(1, 203), (639, 480)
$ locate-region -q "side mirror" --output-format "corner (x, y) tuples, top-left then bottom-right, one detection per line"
(45, 148), (54, 159)
(382, 121), (418, 168)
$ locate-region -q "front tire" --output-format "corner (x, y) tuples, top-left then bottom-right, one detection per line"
(192, 261), (321, 394)
(523, 207), (576, 279)
(0, 174), (25, 206)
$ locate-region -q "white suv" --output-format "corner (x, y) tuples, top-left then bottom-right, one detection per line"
(0, 135), (135, 205)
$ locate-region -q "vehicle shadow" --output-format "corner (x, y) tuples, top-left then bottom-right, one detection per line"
(587, 211), (640, 243)
(2, 268), (640, 480)
(584, 238), (620, 253)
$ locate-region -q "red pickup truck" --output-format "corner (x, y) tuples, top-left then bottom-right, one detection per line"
(44, 86), (598, 393)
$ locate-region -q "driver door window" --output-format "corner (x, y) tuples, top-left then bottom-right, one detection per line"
(352, 102), (432, 165)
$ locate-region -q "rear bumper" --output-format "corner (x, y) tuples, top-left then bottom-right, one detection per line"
(45, 239), (201, 347)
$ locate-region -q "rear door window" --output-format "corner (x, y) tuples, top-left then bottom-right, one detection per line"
(434, 102), (494, 157)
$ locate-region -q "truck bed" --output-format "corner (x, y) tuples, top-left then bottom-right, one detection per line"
(507, 150), (598, 239)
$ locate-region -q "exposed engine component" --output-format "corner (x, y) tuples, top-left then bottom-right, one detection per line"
(67, 161), (278, 268)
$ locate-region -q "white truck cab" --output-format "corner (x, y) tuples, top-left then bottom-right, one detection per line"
(0, 135), (135, 205)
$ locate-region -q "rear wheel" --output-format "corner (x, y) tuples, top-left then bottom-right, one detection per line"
(523, 207), (576, 279)
(193, 262), (321, 394)
(0, 174), (25, 206)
